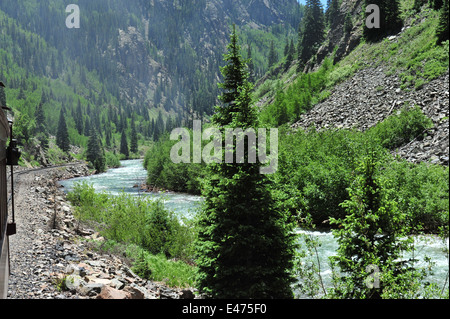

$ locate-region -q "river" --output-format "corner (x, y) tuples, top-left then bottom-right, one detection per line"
(59, 159), (203, 219)
(59, 159), (449, 297)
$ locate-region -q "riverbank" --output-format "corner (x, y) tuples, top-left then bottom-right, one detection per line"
(7, 163), (195, 299)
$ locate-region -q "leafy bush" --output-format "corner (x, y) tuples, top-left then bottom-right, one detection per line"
(382, 160), (449, 231)
(67, 182), (197, 261)
(274, 127), (387, 225)
(144, 132), (206, 194)
(105, 151), (121, 168)
(130, 247), (195, 288)
(367, 106), (433, 149)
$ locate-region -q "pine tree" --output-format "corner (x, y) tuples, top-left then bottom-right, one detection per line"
(384, 0), (403, 33)
(268, 40), (278, 68)
(130, 117), (138, 153)
(0, 83), (6, 108)
(436, 0), (449, 44)
(86, 128), (105, 173)
(56, 107), (70, 153)
(214, 24), (248, 127)
(195, 26), (297, 299)
(329, 152), (424, 298)
(344, 13), (353, 34)
(284, 38), (290, 56)
(326, 0), (340, 26)
(153, 110), (165, 141)
(75, 99), (84, 134)
(284, 39), (296, 70)
(35, 102), (46, 134)
(120, 130), (129, 158)
(247, 44), (255, 83)
(297, 0), (325, 69)
(84, 117), (91, 136)
(34, 100), (49, 150)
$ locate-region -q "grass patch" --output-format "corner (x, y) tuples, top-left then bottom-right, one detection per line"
(130, 247), (196, 288)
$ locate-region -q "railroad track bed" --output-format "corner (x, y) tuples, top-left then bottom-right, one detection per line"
(6, 163), (187, 299)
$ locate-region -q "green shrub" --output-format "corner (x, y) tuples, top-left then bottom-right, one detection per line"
(382, 160), (449, 231)
(129, 247), (196, 288)
(67, 182), (197, 261)
(144, 132), (205, 194)
(105, 151), (121, 168)
(274, 127), (388, 225)
(367, 106), (434, 149)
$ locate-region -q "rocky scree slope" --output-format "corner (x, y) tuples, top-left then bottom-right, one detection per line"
(291, 67), (449, 166)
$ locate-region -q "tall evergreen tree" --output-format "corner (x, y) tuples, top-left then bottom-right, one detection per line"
(34, 100), (49, 150)
(34, 101), (46, 134)
(56, 107), (70, 153)
(284, 39), (296, 70)
(247, 44), (255, 83)
(268, 40), (278, 68)
(130, 116), (138, 153)
(284, 38), (290, 56)
(436, 0), (449, 44)
(0, 83), (6, 108)
(344, 12), (353, 34)
(75, 99), (84, 134)
(84, 117), (91, 136)
(326, 0), (340, 26)
(297, 0), (325, 69)
(86, 128), (105, 173)
(153, 110), (165, 141)
(195, 26), (297, 299)
(214, 24), (248, 127)
(120, 130), (129, 158)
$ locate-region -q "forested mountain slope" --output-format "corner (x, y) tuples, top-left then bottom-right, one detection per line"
(0, 0), (303, 167)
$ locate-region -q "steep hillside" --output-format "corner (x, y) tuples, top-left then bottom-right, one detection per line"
(257, 0), (449, 166)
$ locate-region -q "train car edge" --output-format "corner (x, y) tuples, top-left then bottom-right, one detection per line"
(0, 81), (12, 299)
